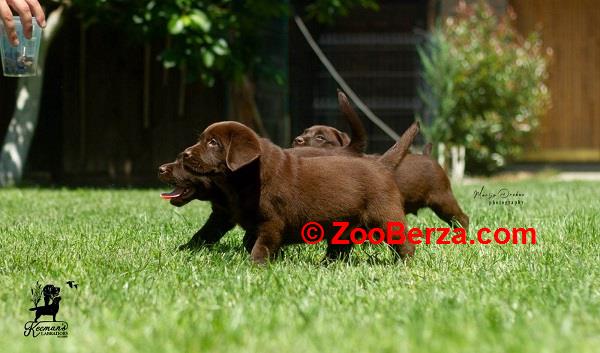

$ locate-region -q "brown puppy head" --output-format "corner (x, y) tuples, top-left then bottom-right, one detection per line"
(292, 125), (350, 148)
(158, 156), (211, 206)
(182, 121), (261, 175)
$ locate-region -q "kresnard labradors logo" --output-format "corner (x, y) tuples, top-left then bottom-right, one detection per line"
(24, 281), (72, 338)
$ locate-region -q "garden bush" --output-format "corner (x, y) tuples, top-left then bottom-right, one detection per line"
(418, 1), (551, 174)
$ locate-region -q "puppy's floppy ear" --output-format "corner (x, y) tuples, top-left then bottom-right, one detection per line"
(333, 129), (351, 146)
(225, 126), (261, 171)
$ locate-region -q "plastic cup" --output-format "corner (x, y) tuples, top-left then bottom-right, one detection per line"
(0, 16), (42, 77)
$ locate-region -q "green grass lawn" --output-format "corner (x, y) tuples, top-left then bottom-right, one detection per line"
(1, 180), (599, 353)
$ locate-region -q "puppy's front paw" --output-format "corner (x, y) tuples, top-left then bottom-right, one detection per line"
(177, 242), (194, 251)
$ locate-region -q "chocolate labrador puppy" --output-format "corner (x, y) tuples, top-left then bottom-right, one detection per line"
(180, 121), (417, 264)
(293, 92), (469, 228)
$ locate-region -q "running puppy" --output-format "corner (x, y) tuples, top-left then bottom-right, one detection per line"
(293, 91), (469, 228)
(181, 121), (416, 263)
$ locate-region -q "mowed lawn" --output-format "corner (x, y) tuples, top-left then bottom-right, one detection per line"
(1, 180), (599, 353)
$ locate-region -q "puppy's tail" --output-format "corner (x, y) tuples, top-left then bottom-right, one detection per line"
(378, 121), (419, 170)
(338, 89), (368, 153)
(422, 142), (433, 156)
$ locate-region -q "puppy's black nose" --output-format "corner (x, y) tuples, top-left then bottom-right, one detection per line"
(182, 149), (193, 159)
(294, 137), (304, 145)
(158, 166), (168, 174)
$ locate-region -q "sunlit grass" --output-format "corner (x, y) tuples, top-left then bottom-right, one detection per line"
(1, 180), (599, 352)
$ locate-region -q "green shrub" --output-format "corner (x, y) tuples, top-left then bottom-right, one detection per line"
(418, 1), (551, 174)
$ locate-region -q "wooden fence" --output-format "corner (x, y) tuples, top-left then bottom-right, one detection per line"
(511, 0), (600, 161)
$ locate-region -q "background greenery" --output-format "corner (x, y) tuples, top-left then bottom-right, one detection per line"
(53, 0), (379, 85)
(1, 181), (599, 352)
(419, 2), (551, 174)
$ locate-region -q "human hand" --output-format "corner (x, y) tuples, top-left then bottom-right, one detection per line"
(0, 0), (46, 46)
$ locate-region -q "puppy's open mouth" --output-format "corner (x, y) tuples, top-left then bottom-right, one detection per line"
(160, 186), (195, 202)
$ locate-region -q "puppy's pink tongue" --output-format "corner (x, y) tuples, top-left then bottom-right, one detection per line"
(160, 187), (185, 200)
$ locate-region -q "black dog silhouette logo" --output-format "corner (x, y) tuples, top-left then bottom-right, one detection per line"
(24, 282), (69, 338)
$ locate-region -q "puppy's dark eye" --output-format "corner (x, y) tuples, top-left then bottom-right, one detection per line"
(315, 135), (326, 141)
(207, 138), (220, 147)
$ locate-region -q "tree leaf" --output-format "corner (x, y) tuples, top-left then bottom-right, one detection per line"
(168, 16), (185, 35)
(202, 50), (215, 68)
(213, 39), (229, 56)
(190, 10), (211, 32)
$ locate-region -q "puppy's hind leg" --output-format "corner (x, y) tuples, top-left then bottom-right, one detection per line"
(366, 206), (414, 261)
(429, 191), (469, 229)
